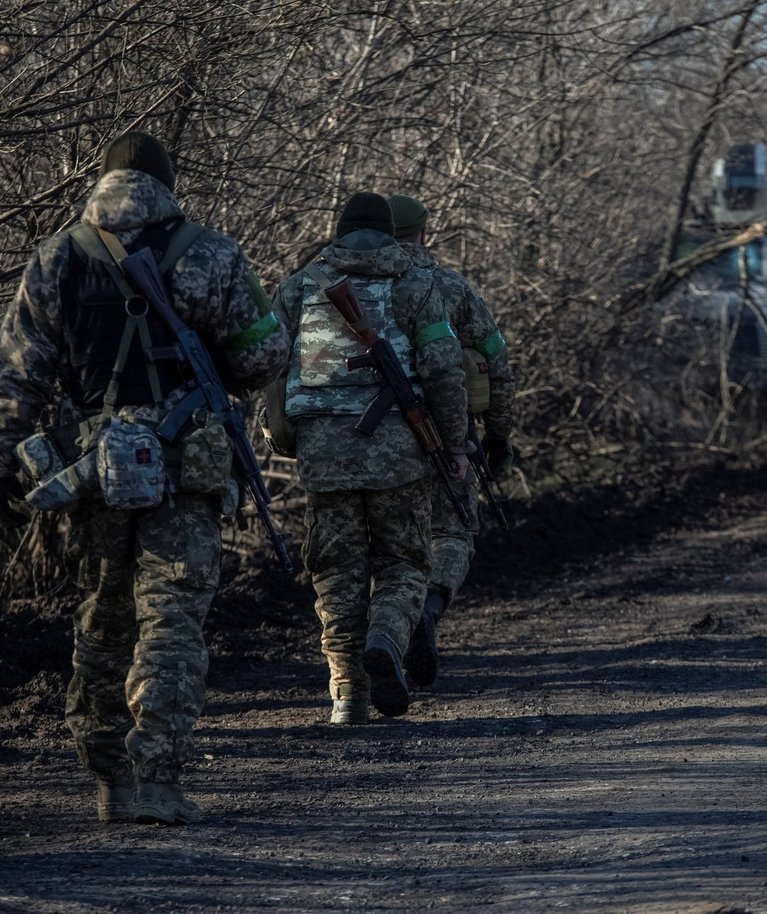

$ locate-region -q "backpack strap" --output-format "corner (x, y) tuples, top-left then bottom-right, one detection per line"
(157, 221), (208, 275)
(67, 224), (165, 410)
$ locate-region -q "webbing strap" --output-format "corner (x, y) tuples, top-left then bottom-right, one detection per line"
(102, 315), (140, 418)
(157, 222), (207, 274)
(70, 224), (164, 407)
(303, 262), (334, 290)
(94, 228), (164, 407)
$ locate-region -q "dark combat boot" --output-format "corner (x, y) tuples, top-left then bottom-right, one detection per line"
(96, 773), (134, 823)
(363, 631), (409, 717)
(405, 590), (446, 688)
(133, 782), (201, 825)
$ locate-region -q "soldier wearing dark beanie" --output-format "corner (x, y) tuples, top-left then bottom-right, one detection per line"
(99, 130), (175, 192)
(336, 192), (394, 238)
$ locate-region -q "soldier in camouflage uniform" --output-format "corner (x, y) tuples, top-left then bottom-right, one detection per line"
(0, 132), (290, 823)
(272, 192), (468, 724)
(388, 195), (515, 688)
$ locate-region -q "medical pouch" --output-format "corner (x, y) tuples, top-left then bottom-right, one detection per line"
(462, 347), (491, 415)
(180, 419), (233, 494)
(97, 418), (166, 509)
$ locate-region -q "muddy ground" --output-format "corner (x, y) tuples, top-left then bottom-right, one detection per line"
(1, 462), (767, 913)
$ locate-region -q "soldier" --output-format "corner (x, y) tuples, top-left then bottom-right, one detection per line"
(0, 131), (290, 823)
(271, 192), (468, 725)
(388, 194), (515, 688)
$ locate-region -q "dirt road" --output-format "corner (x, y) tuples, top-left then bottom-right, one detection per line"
(1, 467), (766, 913)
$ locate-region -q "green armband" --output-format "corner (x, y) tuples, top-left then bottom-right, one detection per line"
(415, 321), (457, 349)
(226, 312), (281, 350)
(475, 329), (506, 358)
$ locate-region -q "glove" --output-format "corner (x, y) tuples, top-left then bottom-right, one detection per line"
(481, 436), (513, 479)
(0, 475), (28, 530)
(447, 453), (470, 482)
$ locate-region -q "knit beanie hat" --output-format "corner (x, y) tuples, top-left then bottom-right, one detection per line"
(99, 131), (175, 191)
(336, 192), (394, 238)
(388, 194), (428, 238)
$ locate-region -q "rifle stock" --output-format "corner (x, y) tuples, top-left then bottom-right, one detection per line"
(122, 247), (295, 575)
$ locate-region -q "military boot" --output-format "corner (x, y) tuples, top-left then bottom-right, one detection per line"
(404, 590), (446, 688)
(96, 775), (134, 823)
(133, 782), (201, 825)
(330, 698), (370, 725)
(363, 631), (409, 717)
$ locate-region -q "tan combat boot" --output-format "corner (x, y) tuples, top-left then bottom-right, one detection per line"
(330, 698), (369, 725)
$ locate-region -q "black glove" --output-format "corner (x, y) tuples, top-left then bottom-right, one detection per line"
(0, 476), (28, 530)
(481, 436), (513, 479)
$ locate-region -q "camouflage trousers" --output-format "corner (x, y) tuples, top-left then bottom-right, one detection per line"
(302, 478), (431, 700)
(430, 470), (479, 607)
(64, 492), (221, 784)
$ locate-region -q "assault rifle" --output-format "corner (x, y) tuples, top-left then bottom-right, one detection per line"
(313, 270), (471, 528)
(121, 247), (295, 575)
(467, 420), (510, 532)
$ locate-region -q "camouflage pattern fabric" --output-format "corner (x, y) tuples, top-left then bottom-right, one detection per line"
(302, 478), (431, 699)
(400, 243), (515, 607)
(0, 169), (290, 474)
(273, 229), (468, 492)
(403, 243), (515, 440)
(275, 228), (467, 702)
(429, 471), (479, 605)
(65, 492), (220, 783)
(284, 271), (420, 417)
(0, 168), (290, 787)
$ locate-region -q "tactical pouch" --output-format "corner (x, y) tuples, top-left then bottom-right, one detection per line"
(24, 449), (99, 511)
(97, 418), (165, 509)
(14, 432), (64, 483)
(180, 419), (233, 494)
(259, 377), (297, 459)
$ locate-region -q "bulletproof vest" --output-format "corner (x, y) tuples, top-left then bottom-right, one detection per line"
(285, 270), (419, 418)
(61, 221), (185, 410)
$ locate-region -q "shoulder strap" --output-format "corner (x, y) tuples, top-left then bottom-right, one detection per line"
(69, 220), (207, 279)
(157, 221), (207, 275)
(68, 223), (134, 300)
(304, 262), (334, 290)
(68, 224), (165, 409)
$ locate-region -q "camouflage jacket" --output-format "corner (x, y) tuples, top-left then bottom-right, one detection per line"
(273, 229), (467, 492)
(0, 170), (290, 475)
(402, 244), (515, 439)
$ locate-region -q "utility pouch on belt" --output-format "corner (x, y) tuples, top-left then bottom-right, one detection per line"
(180, 417), (233, 494)
(14, 432), (65, 483)
(23, 448), (99, 511)
(97, 418), (165, 509)
(462, 347), (490, 415)
(258, 377), (296, 459)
